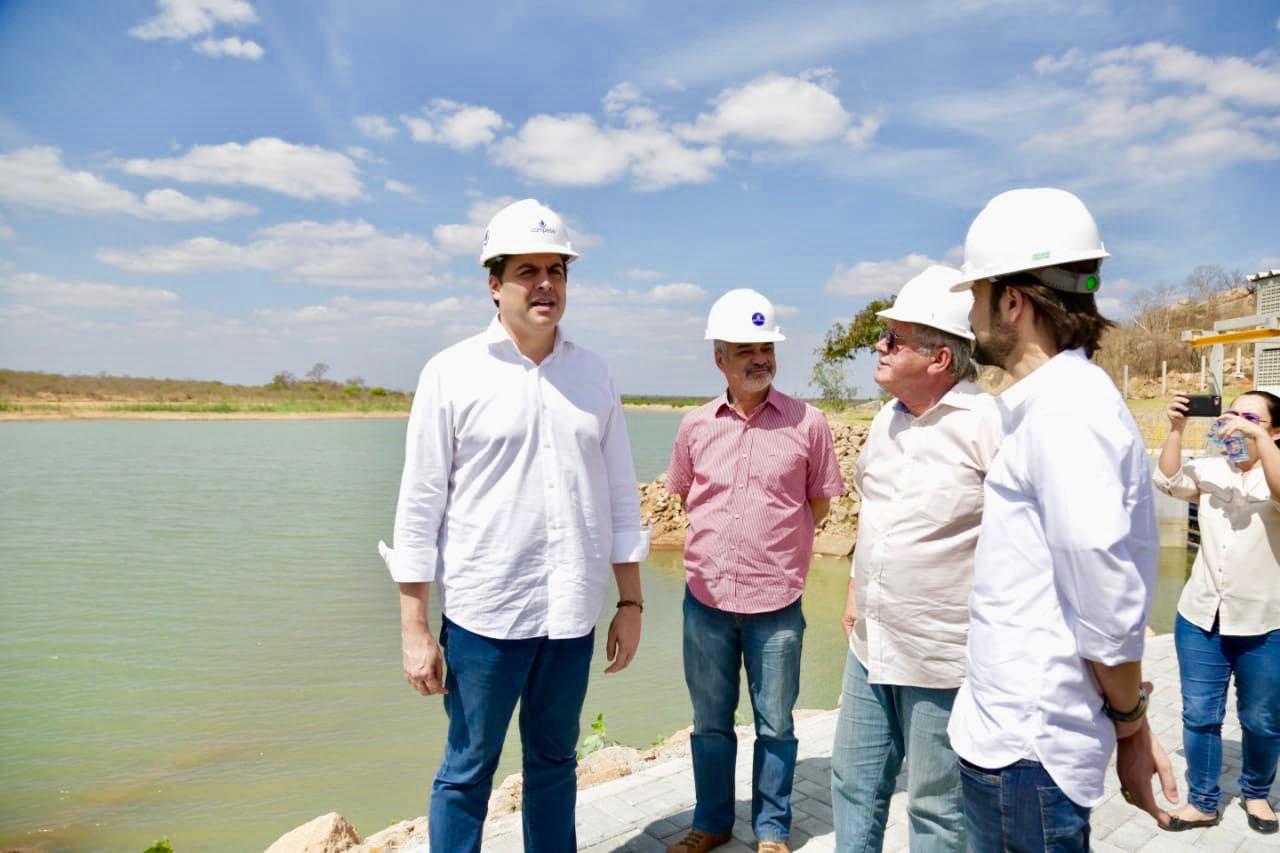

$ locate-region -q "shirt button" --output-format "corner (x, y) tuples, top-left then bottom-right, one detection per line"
(730, 545), (737, 550)
(741, 453), (747, 459)
(737, 483), (744, 489)
(734, 514), (741, 519)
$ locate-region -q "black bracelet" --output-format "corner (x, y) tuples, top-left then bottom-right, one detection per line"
(1103, 685), (1148, 723)
(616, 599), (644, 613)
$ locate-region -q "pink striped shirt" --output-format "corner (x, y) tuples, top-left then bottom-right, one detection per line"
(666, 387), (845, 613)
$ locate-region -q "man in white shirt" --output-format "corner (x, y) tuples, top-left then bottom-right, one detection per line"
(377, 198), (649, 853)
(831, 266), (1000, 852)
(946, 188), (1177, 851)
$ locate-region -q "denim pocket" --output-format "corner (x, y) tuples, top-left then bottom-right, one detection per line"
(1037, 783), (1089, 851)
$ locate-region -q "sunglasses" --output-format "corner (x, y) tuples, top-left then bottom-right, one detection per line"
(878, 330), (919, 352)
(1226, 410), (1271, 426)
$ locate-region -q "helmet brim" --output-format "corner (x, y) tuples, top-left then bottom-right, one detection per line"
(703, 330), (786, 343)
(479, 244), (579, 268)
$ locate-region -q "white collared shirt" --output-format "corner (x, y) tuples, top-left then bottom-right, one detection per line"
(850, 381), (1001, 689)
(948, 349), (1159, 808)
(378, 317), (649, 640)
(1153, 456), (1280, 635)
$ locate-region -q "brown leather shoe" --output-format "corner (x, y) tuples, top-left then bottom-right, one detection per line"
(665, 828), (733, 852)
(757, 843), (791, 853)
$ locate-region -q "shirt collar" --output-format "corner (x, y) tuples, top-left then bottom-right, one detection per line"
(483, 314), (570, 357)
(893, 379), (984, 419)
(715, 385), (782, 419)
(998, 348), (1088, 411)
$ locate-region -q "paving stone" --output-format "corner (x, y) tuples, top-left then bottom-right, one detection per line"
(1105, 820), (1160, 851)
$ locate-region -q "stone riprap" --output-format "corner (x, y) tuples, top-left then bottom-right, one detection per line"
(321, 633), (1278, 853)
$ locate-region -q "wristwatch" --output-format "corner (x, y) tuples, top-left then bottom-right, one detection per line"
(1103, 685), (1148, 723)
(616, 599), (644, 613)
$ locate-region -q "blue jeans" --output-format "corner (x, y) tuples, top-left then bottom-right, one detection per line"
(831, 653), (964, 852)
(959, 758), (1090, 852)
(683, 588), (804, 842)
(428, 617), (594, 853)
(1175, 613), (1280, 813)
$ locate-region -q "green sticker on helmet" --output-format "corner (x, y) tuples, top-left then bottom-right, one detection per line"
(1085, 275), (1099, 292)
(1031, 251), (1051, 261)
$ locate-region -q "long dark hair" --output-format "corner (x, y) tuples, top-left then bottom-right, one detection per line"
(1240, 390), (1280, 448)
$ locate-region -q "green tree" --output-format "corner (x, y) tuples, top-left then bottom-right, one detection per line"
(810, 362), (857, 410)
(815, 297), (894, 364)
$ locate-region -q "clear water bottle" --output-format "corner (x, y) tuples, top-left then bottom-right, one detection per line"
(1207, 417), (1249, 463)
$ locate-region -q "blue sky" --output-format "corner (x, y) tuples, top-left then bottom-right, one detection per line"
(1, 0), (1278, 396)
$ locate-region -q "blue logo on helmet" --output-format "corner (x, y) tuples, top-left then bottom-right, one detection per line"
(751, 312), (765, 326)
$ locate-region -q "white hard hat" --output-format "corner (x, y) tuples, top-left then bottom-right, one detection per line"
(877, 265), (974, 341)
(479, 198), (579, 267)
(952, 188), (1108, 293)
(704, 288), (786, 343)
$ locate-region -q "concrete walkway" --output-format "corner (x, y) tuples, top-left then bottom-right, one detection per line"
(469, 633), (1279, 852)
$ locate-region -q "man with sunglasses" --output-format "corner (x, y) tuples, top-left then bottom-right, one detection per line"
(946, 189), (1175, 851)
(830, 265), (1000, 852)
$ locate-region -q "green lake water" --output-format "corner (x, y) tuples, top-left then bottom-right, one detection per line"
(0, 413), (1190, 851)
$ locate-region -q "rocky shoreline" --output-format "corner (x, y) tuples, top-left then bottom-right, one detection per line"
(266, 414), (873, 852)
(265, 711), (833, 852)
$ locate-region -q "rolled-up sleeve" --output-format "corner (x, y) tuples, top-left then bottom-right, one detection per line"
(1031, 415), (1153, 665)
(378, 362), (452, 582)
(1152, 460), (1202, 503)
(601, 380), (649, 563)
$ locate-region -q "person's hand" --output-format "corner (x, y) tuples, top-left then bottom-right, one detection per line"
(1115, 683), (1177, 827)
(402, 627), (448, 696)
(1217, 413), (1270, 443)
(605, 606), (641, 674)
(1166, 396), (1189, 431)
(842, 595), (858, 641)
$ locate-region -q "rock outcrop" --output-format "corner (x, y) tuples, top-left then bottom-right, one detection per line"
(264, 812), (361, 853)
(640, 419), (870, 556)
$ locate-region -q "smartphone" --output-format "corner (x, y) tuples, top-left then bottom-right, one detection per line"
(1183, 394), (1221, 418)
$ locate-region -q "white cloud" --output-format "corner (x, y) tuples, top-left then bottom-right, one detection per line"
(401, 100), (505, 150)
(193, 35), (262, 59)
(97, 219), (445, 288)
(1024, 43), (1280, 176)
(621, 267), (663, 280)
(648, 283), (709, 303)
(679, 69), (862, 146)
(774, 303), (801, 318)
(432, 195), (517, 256)
(130, 0), (257, 40)
(494, 113), (724, 190)
(0, 273), (180, 312)
(122, 138), (365, 202)
(1034, 48), (1082, 75)
(354, 115), (398, 142)
(0, 147), (257, 221)
(384, 179), (415, 196)
(345, 146), (386, 164)
(844, 116), (882, 149)
(0, 214), (14, 240)
(130, 0), (263, 60)
(253, 295), (464, 330)
(824, 253), (940, 297)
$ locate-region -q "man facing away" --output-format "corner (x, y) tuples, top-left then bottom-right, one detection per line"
(664, 289), (846, 853)
(945, 187), (1178, 851)
(830, 266), (1000, 852)
(377, 198), (649, 853)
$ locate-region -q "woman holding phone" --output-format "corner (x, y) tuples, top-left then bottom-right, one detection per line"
(1153, 391), (1280, 835)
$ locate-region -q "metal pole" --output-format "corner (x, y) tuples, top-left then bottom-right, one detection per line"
(1211, 344), (1224, 395)
(1235, 346), (1243, 378)
(1201, 356), (1207, 391)
(1162, 361), (1167, 396)
(1123, 365), (1129, 399)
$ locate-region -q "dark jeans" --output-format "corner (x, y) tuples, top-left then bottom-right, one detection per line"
(1175, 613), (1280, 813)
(959, 758), (1090, 853)
(683, 588), (804, 842)
(428, 617), (594, 853)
